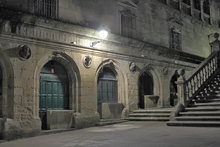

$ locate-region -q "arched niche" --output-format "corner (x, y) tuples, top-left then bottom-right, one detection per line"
(138, 66), (161, 109)
(39, 60), (70, 129)
(0, 52), (14, 119)
(34, 52), (81, 120)
(138, 71), (154, 109)
(95, 59), (128, 119)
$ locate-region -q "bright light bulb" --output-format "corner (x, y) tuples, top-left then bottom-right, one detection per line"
(99, 30), (108, 39)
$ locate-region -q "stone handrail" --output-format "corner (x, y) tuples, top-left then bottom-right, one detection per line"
(177, 51), (219, 106)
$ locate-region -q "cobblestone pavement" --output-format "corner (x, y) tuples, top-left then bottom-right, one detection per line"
(1, 121), (220, 147)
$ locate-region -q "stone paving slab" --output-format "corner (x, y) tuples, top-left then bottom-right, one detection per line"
(1, 121), (220, 147)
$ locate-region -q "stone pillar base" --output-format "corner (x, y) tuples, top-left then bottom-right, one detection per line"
(1, 118), (41, 140)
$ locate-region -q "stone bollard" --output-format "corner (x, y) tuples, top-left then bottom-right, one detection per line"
(175, 69), (186, 106)
(210, 33), (220, 53)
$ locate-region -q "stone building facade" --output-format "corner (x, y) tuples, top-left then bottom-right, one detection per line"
(0, 0), (219, 139)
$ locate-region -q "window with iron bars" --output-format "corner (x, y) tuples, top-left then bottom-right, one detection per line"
(193, 0), (200, 10)
(203, 0), (210, 15)
(182, 0), (190, 5)
(34, 0), (58, 18)
(170, 28), (182, 50)
(121, 10), (136, 38)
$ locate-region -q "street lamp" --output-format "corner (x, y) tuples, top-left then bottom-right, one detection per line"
(90, 29), (109, 47)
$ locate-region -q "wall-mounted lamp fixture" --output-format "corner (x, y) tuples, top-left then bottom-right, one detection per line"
(90, 29), (109, 47)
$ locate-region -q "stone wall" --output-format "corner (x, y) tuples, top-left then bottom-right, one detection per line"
(0, 0), (218, 140)
(1, 0), (220, 57)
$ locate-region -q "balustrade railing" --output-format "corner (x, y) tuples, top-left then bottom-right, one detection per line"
(178, 51), (219, 106)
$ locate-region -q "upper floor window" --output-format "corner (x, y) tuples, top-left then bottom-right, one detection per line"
(193, 0), (200, 10)
(203, 0), (210, 15)
(158, 0), (167, 4)
(34, 0), (58, 18)
(170, 0), (180, 10)
(170, 28), (182, 50)
(182, 0), (190, 5)
(121, 10), (136, 38)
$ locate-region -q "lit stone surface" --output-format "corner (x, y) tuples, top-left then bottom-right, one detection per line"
(0, 0), (219, 140)
(1, 122), (220, 147)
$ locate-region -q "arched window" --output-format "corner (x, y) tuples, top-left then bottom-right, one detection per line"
(39, 60), (69, 129)
(98, 67), (118, 103)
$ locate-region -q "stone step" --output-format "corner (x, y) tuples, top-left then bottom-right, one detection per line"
(185, 106), (220, 111)
(195, 95), (220, 98)
(175, 116), (220, 121)
(209, 91), (220, 95)
(129, 113), (170, 117)
(132, 109), (172, 113)
(192, 102), (220, 107)
(205, 98), (220, 102)
(128, 117), (169, 121)
(179, 111), (220, 116)
(167, 121), (220, 127)
(95, 119), (128, 126)
(192, 99), (220, 103)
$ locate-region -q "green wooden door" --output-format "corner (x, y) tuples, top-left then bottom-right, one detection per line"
(39, 61), (68, 129)
(40, 80), (66, 110)
(97, 67), (118, 118)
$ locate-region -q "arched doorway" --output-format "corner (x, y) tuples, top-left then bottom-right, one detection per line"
(39, 60), (69, 129)
(138, 72), (154, 109)
(0, 67), (2, 117)
(170, 72), (178, 106)
(97, 67), (118, 118)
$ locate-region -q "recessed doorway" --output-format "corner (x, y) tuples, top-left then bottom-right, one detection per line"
(138, 72), (154, 109)
(39, 60), (69, 130)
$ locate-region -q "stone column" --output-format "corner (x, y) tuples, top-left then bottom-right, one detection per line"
(200, 0), (204, 21)
(179, 0), (182, 10)
(190, 0), (194, 16)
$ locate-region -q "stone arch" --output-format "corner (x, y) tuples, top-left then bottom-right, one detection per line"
(33, 52), (81, 119)
(0, 51), (14, 119)
(138, 65), (161, 108)
(95, 59), (128, 118)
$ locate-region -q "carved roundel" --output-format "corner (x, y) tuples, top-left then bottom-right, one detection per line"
(18, 45), (31, 60)
(83, 56), (92, 68)
(129, 62), (136, 72)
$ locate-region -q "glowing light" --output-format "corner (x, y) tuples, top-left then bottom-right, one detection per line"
(98, 30), (108, 39)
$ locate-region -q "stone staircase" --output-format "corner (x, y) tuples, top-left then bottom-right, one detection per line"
(167, 74), (220, 127)
(128, 108), (172, 121)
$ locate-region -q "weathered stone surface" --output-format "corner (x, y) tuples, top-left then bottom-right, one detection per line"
(0, 0), (219, 140)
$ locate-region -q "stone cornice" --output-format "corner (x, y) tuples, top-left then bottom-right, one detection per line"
(0, 33), (197, 70)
